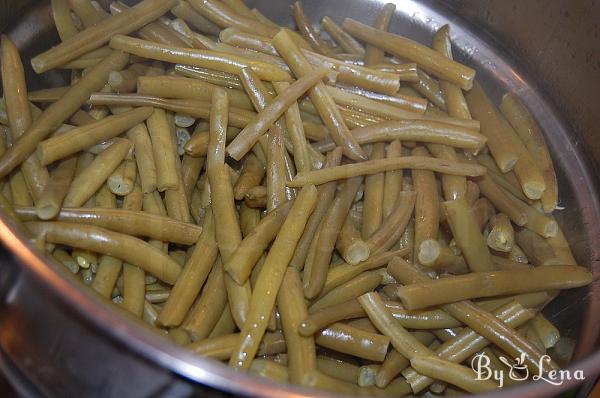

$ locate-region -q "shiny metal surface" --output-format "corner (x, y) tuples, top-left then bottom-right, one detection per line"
(0, 1), (599, 397)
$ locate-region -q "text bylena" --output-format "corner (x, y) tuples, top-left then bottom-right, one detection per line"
(471, 352), (585, 388)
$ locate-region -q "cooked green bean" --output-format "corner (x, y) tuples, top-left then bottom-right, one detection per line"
(183, 258), (228, 339)
(411, 147), (440, 261)
(304, 177), (362, 299)
(442, 197), (495, 272)
(1, 36), (49, 202)
(364, 3), (395, 66)
(34, 157), (77, 220)
(336, 216), (370, 265)
(397, 265), (591, 310)
(290, 156), (485, 187)
(125, 123), (156, 193)
(486, 213), (514, 252)
(122, 263), (145, 317)
(342, 18), (476, 90)
(367, 191), (416, 254)
(69, 0), (108, 27)
(515, 228), (562, 266)
(16, 206), (202, 245)
(320, 16), (364, 55)
(361, 144), (385, 238)
(273, 30), (367, 161)
(225, 67), (328, 160)
(427, 144), (467, 201)
(509, 194), (557, 238)
(292, 2), (336, 57)
(249, 359), (289, 383)
(108, 63), (148, 93)
(278, 267), (317, 384)
(417, 239), (468, 274)
(38, 107), (152, 166)
(501, 93), (558, 211)
(224, 201), (292, 284)
(309, 271), (382, 313)
(158, 209), (218, 327)
(187, 0), (278, 37)
(382, 141), (403, 218)
(404, 301), (535, 392)
(27, 221), (181, 284)
(137, 75), (254, 110)
(315, 120), (486, 154)
(322, 248), (409, 298)
(265, 129), (288, 211)
(432, 24), (472, 119)
(531, 313), (560, 349)
(51, 0), (79, 41)
(229, 184), (317, 369)
(410, 356), (497, 393)
(63, 138), (132, 207)
(389, 258), (556, 374)
(315, 322), (390, 362)
(465, 82), (520, 172)
(181, 154), (205, 203)
(110, 34), (290, 82)
(476, 174), (527, 226)
(32, 0), (176, 73)
(289, 148), (342, 270)
(164, 138), (192, 223)
(171, 0), (221, 35)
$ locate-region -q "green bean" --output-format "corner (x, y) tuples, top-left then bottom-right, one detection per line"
(442, 197), (495, 272)
(342, 18), (476, 90)
(32, 0), (176, 73)
(273, 81), (312, 173)
(146, 108), (179, 191)
(138, 75), (254, 111)
(411, 147), (439, 261)
(382, 141), (403, 218)
(37, 107), (152, 166)
(410, 356), (497, 393)
(289, 148), (342, 270)
(158, 209), (218, 327)
(108, 63), (148, 93)
(417, 239), (468, 274)
(229, 184), (317, 369)
(69, 0), (108, 28)
(175, 64), (243, 90)
(187, 0), (278, 37)
(403, 301), (535, 392)
(290, 156), (485, 187)
(249, 359), (289, 383)
(273, 30), (367, 161)
(51, 0), (79, 41)
(486, 213), (515, 253)
(244, 185), (267, 208)
(432, 25), (472, 120)
(181, 154), (204, 203)
(476, 174), (527, 226)
(209, 304), (236, 338)
(122, 263), (145, 317)
(465, 82), (520, 172)
(309, 271), (382, 313)
(372, 62), (419, 82)
(225, 67), (328, 160)
(362, 144), (385, 238)
(183, 258), (228, 339)
(315, 323), (390, 362)
(427, 144), (467, 201)
(27, 221), (181, 284)
(337, 216), (370, 265)
(278, 267), (317, 384)
(292, 2), (337, 58)
(16, 206), (202, 245)
(1, 36), (49, 202)
(63, 138), (131, 207)
(0, 51), (129, 179)
(389, 258), (556, 374)
(321, 248), (409, 297)
(164, 129), (192, 223)
(546, 220), (577, 265)
(171, 0), (221, 35)
(514, 229), (562, 266)
(364, 3), (395, 65)
(397, 265), (591, 310)
(126, 123), (157, 193)
(508, 194), (557, 238)
(109, 35), (291, 82)
(320, 16), (364, 55)
(314, 120), (486, 153)
(316, 356), (360, 384)
(265, 129), (288, 211)
(367, 191), (416, 254)
(224, 201), (292, 284)
(531, 313), (560, 349)
(34, 157), (77, 220)
(501, 93), (558, 211)
(304, 177), (362, 299)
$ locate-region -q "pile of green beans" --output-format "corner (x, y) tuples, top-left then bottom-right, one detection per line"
(0, 0), (591, 395)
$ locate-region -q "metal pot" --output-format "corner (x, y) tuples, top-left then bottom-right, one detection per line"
(0, 1), (598, 397)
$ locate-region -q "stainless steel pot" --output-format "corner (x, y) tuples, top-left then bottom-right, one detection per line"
(0, 1), (598, 397)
